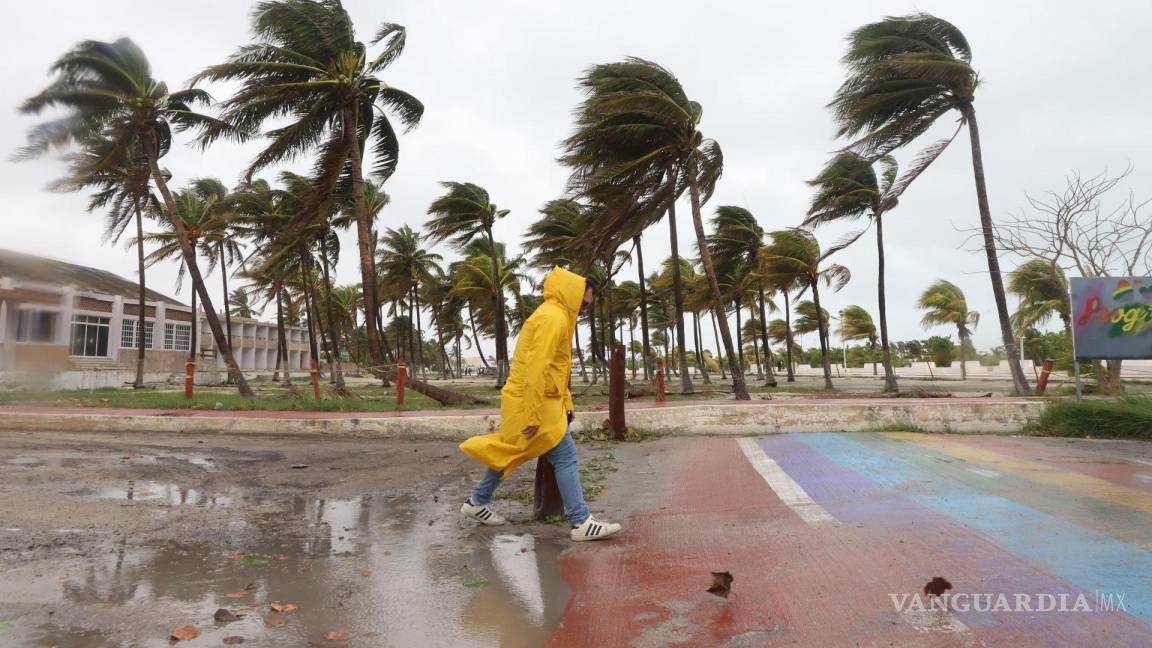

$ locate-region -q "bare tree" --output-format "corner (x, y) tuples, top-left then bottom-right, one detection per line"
(978, 166), (1152, 390)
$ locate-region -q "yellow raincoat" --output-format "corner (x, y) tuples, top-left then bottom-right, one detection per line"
(460, 266), (584, 478)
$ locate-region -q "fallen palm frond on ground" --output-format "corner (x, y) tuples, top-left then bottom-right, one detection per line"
(1031, 396), (1152, 439)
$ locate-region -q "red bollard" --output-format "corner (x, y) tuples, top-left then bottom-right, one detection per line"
(184, 358), (195, 400)
(309, 359), (321, 400)
(396, 359), (407, 407)
(654, 357), (666, 403)
(1035, 358), (1055, 395)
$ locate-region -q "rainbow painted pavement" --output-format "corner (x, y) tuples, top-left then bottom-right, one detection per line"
(553, 433), (1152, 647)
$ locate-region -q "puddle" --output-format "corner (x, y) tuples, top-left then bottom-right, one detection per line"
(97, 480), (238, 508)
(1, 492), (571, 647)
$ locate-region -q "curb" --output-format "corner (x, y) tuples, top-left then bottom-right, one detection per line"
(0, 400), (1046, 439)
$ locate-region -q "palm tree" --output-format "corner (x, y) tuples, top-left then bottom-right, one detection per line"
(377, 225), (442, 377)
(917, 280), (979, 379)
(560, 58), (747, 399)
(804, 152), (904, 391)
(196, 0), (424, 375)
(709, 206), (778, 387)
(830, 13), (1029, 395)
(838, 305), (880, 375)
(1007, 260), (1070, 337)
(425, 182), (511, 387)
(49, 134), (156, 388)
(187, 178), (244, 361)
(230, 178), (295, 385)
(17, 38), (253, 394)
(229, 288), (255, 319)
(140, 184), (241, 370)
(761, 229), (850, 389)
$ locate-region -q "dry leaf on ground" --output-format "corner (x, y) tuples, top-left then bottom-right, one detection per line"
(169, 626), (199, 641)
(707, 571), (734, 598)
(322, 630), (350, 641)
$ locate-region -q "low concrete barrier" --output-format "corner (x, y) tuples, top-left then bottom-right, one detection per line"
(0, 398), (1046, 439)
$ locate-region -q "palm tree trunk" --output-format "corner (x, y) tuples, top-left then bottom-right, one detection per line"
(628, 318), (637, 379)
(666, 200), (694, 394)
(133, 200), (146, 389)
(301, 264), (321, 395)
(734, 302), (745, 374)
(468, 308), (490, 371)
(588, 301), (599, 385)
(964, 107), (1030, 395)
(874, 214), (899, 392)
(871, 340), (878, 376)
(276, 287), (289, 387)
(710, 309), (726, 380)
(219, 243), (235, 385)
(958, 326), (968, 381)
(574, 324), (588, 383)
(784, 293), (798, 380)
(757, 283), (778, 387)
(750, 310), (762, 380)
(141, 131), (252, 396)
(189, 273), (198, 374)
(634, 235), (652, 380)
(484, 226), (508, 388)
(687, 165), (748, 400)
(414, 288), (427, 381)
(692, 311), (706, 384)
(811, 280), (834, 390)
(320, 251), (345, 389)
(344, 104), (386, 373)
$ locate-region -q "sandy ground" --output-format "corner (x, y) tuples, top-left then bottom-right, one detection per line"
(0, 429), (664, 647)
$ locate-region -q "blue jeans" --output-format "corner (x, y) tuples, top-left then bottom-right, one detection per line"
(471, 428), (590, 526)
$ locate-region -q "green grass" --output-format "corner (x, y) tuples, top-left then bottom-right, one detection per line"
(864, 421), (926, 433)
(1031, 396), (1152, 439)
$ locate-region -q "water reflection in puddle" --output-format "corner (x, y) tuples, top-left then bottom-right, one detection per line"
(6, 493), (571, 647)
(98, 481), (237, 508)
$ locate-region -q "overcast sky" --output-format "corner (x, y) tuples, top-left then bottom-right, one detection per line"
(4, 0), (1151, 356)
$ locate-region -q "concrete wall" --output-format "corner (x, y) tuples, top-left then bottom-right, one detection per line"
(0, 400), (1047, 439)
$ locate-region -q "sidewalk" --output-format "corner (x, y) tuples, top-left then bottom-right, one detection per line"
(554, 433), (1152, 645)
(0, 397), (1047, 437)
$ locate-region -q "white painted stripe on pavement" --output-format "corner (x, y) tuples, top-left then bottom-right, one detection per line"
(737, 437), (838, 527)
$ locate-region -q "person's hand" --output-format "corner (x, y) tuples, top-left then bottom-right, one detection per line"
(521, 425), (540, 439)
(566, 410), (575, 424)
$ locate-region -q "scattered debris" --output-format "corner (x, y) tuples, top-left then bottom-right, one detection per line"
(923, 576), (953, 598)
(263, 612), (286, 627)
(214, 608), (241, 623)
(270, 602), (297, 613)
(707, 571), (734, 598)
(169, 625), (199, 641)
(224, 591), (249, 599)
(223, 637), (245, 645)
(290, 464), (309, 469)
(463, 579), (489, 588)
(322, 630), (351, 641)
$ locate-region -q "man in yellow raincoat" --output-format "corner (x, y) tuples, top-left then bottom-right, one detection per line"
(459, 266), (622, 541)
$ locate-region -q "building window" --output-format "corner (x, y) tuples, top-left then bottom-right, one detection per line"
(70, 315), (110, 356)
(164, 323), (191, 352)
(15, 309), (56, 342)
(121, 319), (154, 349)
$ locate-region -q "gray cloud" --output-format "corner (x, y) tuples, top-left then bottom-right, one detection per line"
(4, 0), (1151, 356)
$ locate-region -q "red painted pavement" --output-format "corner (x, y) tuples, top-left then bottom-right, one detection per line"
(550, 436), (1152, 646)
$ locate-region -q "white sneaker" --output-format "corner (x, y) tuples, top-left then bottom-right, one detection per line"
(570, 515), (622, 542)
(460, 499), (507, 526)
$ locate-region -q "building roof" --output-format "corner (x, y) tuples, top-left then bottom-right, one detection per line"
(0, 248), (185, 307)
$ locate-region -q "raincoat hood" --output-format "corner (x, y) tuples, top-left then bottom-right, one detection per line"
(542, 266), (586, 316)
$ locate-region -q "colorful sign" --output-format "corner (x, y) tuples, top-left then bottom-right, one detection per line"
(1070, 277), (1152, 359)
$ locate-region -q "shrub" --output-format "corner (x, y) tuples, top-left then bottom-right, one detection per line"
(1033, 396), (1152, 438)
